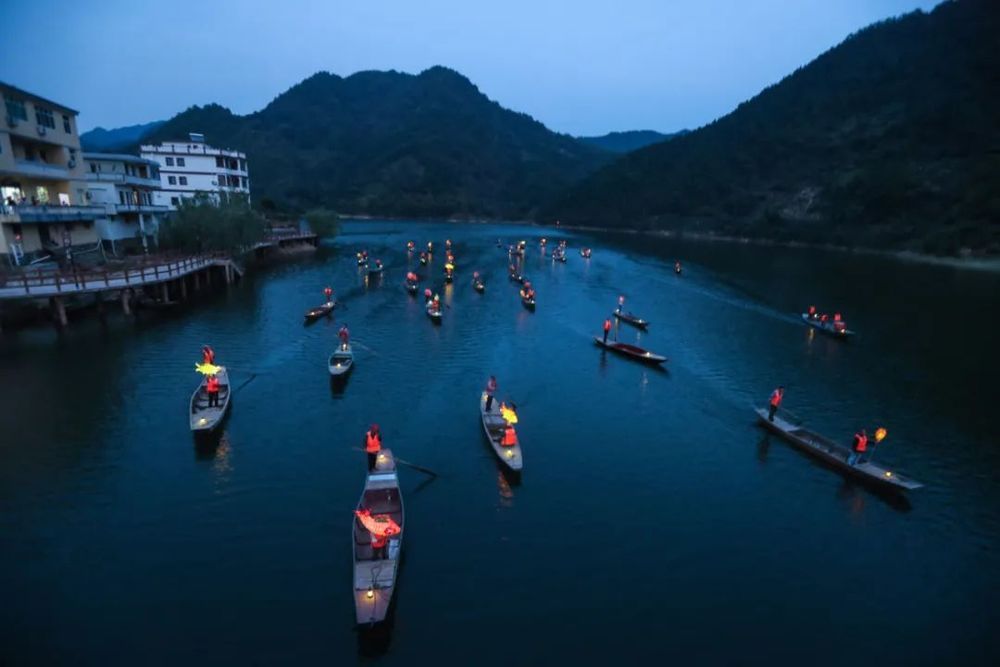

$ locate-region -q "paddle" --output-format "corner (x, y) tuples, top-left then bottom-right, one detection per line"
(352, 447), (439, 478)
(232, 373), (258, 393)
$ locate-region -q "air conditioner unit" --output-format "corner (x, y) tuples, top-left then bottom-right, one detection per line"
(37, 125), (47, 136)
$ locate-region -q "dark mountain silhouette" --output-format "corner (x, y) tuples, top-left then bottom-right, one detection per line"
(81, 120), (165, 152)
(546, 0), (1000, 255)
(131, 67), (610, 218)
(579, 130), (680, 153)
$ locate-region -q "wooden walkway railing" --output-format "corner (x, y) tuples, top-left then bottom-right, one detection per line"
(0, 253), (238, 300)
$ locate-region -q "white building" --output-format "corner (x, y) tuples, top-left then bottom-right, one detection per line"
(83, 153), (169, 255)
(140, 133), (249, 209)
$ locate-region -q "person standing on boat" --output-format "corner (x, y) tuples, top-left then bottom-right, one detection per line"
(808, 305), (817, 319)
(206, 374), (220, 408)
(603, 318), (612, 344)
(768, 386), (784, 422)
(485, 375), (497, 412)
(202, 345), (215, 365)
(364, 424), (382, 471)
(848, 429), (868, 466)
(617, 295), (625, 314)
(675, 261), (682, 274)
(324, 286), (334, 304)
(338, 324), (350, 350)
(502, 422), (518, 447)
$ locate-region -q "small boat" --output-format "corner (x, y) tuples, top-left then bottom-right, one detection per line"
(754, 408), (922, 492)
(426, 302), (442, 323)
(304, 301), (335, 323)
(593, 337), (666, 365)
(580, 248), (592, 258)
(614, 310), (649, 329)
(353, 448), (405, 626)
(509, 271), (524, 284)
(473, 280), (485, 294)
(480, 392), (523, 472)
(328, 343), (354, 377)
(405, 281), (418, 295)
(552, 249), (567, 263)
(368, 263), (384, 276)
(190, 366), (231, 432)
(520, 290), (535, 310)
(802, 313), (855, 339)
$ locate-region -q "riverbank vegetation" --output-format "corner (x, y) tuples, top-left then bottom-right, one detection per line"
(157, 194), (266, 254)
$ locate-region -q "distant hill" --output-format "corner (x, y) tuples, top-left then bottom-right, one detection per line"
(546, 0), (1000, 255)
(578, 130), (680, 153)
(130, 67), (609, 219)
(80, 120), (164, 152)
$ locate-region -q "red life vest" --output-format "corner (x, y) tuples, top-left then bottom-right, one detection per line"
(372, 534), (388, 549)
(365, 432), (381, 454)
(853, 432), (868, 452)
(769, 389), (782, 408)
(502, 426), (518, 447)
(603, 319), (612, 332)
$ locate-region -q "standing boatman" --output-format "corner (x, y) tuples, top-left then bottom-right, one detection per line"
(485, 375), (497, 412)
(324, 286), (334, 303)
(848, 429), (868, 466)
(617, 295), (625, 314)
(206, 373), (221, 408)
(768, 386), (785, 422)
(364, 424), (382, 471)
(603, 318), (612, 344)
(338, 324), (350, 350)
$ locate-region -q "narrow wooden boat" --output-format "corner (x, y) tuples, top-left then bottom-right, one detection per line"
(368, 265), (384, 276)
(593, 337), (666, 365)
(473, 280), (485, 294)
(580, 248), (592, 258)
(304, 301), (335, 323)
(614, 310), (649, 329)
(509, 272), (524, 284)
(802, 313), (855, 339)
(190, 366), (231, 432)
(328, 344), (354, 377)
(552, 250), (567, 263)
(426, 303), (442, 323)
(520, 291), (535, 310)
(480, 392), (523, 472)
(353, 449), (404, 626)
(754, 408), (921, 492)
(405, 281), (418, 295)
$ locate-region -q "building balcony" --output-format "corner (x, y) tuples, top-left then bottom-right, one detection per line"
(3, 204), (105, 224)
(11, 159), (71, 180)
(86, 172), (161, 188)
(106, 202), (170, 216)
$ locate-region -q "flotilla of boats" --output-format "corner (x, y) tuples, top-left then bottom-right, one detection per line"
(192, 234), (913, 636)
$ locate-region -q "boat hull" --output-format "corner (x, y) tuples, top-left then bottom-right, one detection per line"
(480, 393), (523, 472)
(801, 313), (855, 339)
(304, 302), (335, 323)
(190, 367), (232, 432)
(329, 346), (354, 377)
(353, 449), (404, 626)
(614, 311), (649, 329)
(593, 337), (666, 365)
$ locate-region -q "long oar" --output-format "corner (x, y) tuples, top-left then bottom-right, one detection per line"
(233, 373), (258, 393)
(352, 447), (439, 478)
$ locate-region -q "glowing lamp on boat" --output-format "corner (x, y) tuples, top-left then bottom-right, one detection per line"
(378, 453), (386, 462)
(875, 427), (887, 443)
(366, 588), (375, 599)
(198, 417), (207, 425)
(885, 471), (893, 478)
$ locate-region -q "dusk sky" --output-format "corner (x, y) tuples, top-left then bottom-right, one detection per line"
(1, 0), (938, 136)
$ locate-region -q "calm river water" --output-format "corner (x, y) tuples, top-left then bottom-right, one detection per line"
(1, 220), (997, 665)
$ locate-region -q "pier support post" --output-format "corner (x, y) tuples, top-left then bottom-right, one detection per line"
(180, 276), (188, 301)
(51, 296), (68, 328)
(225, 264), (233, 284)
(121, 289), (132, 316)
(161, 282), (170, 303)
(205, 268), (212, 287)
(193, 271), (201, 291)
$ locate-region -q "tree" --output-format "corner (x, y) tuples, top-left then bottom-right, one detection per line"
(303, 208), (340, 238)
(158, 193), (266, 254)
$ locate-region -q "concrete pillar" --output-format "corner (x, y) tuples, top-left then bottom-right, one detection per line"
(225, 264), (232, 284)
(161, 282), (170, 303)
(180, 276), (188, 301)
(193, 271), (201, 291)
(51, 296), (68, 328)
(205, 268), (212, 287)
(121, 289), (132, 316)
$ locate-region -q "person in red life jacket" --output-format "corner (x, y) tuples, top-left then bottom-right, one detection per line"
(323, 286), (333, 303)
(603, 318), (612, 344)
(371, 529), (388, 559)
(432, 294), (440, 311)
(768, 385), (785, 422)
(206, 374), (221, 408)
(338, 324), (350, 350)
(364, 424), (382, 471)
(502, 422), (518, 447)
(832, 312), (846, 333)
(808, 305), (817, 319)
(201, 345), (215, 365)
(849, 428), (868, 466)
(820, 313), (829, 324)
(485, 375), (497, 412)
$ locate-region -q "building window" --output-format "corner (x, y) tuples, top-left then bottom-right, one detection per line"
(89, 163), (98, 173)
(170, 196), (179, 206)
(242, 177), (248, 188)
(168, 176), (176, 185)
(176, 157), (186, 167)
(4, 94), (27, 121)
(35, 106), (55, 129)
(215, 156), (224, 168)
(165, 157), (174, 166)
(63, 114), (72, 133)
(119, 191), (126, 205)
(179, 176), (188, 185)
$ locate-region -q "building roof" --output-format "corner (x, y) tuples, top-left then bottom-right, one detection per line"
(0, 81), (79, 115)
(83, 152), (159, 166)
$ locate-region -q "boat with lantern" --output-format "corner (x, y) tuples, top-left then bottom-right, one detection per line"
(189, 366), (231, 432)
(304, 301), (335, 323)
(593, 337), (666, 365)
(328, 343), (354, 377)
(613, 310), (649, 330)
(352, 448), (405, 626)
(801, 312), (855, 339)
(480, 392), (523, 472)
(754, 408), (921, 492)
